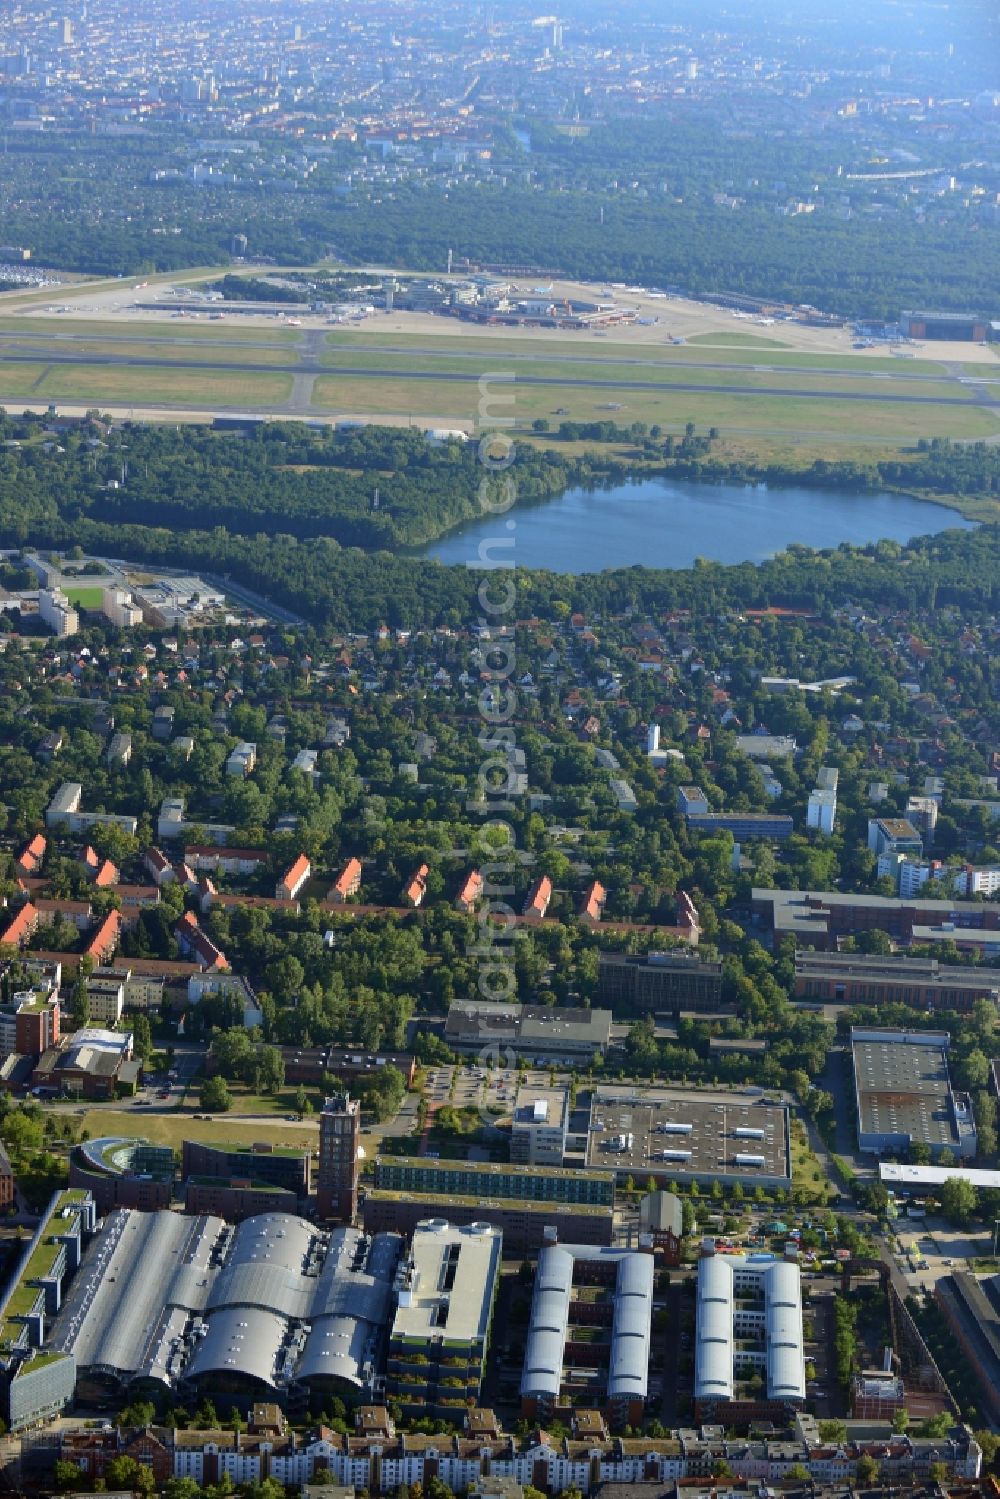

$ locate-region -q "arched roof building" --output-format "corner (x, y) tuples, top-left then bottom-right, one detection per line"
(50, 1209), (402, 1410)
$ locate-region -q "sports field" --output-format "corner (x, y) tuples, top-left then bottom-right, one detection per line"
(61, 585), (104, 608)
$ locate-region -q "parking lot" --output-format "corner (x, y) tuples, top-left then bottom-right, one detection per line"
(423, 1064), (555, 1114)
(892, 1216), (993, 1291)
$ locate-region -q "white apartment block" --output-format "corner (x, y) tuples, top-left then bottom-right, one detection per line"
(807, 788), (837, 835)
(38, 587), (79, 638)
(84, 976), (124, 1027)
(102, 587), (144, 629)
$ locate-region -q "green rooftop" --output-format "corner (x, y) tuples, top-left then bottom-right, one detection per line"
(204, 1142), (308, 1158)
(16, 1350), (70, 1376)
(17, 993), (56, 1012)
(375, 1154), (612, 1183)
(187, 1175), (290, 1192)
(0, 1191), (88, 1354)
(366, 1188), (611, 1217)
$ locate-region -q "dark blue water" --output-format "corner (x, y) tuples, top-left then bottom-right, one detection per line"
(420, 478), (974, 573)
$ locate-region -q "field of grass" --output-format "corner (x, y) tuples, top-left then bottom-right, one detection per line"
(79, 1107), (318, 1151)
(0, 316), (302, 344)
(1, 337), (295, 367)
(318, 352), (971, 403)
(0, 361), (53, 398)
(24, 364), (294, 407)
(61, 585), (104, 608)
(324, 328), (951, 375)
(311, 372), (1000, 445)
(686, 331), (791, 348)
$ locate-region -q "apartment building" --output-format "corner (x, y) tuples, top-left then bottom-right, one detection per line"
(38, 587), (79, 638)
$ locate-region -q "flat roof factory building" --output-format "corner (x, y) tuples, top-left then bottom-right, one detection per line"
(585, 1090), (791, 1190)
(900, 310), (990, 342)
(851, 1027), (977, 1160)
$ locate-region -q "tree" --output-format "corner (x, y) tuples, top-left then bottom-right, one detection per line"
(210, 1029), (254, 1079)
(195, 1396), (219, 1428)
(256, 1044), (285, 1095)
(164, 1481), (203, 1499)
(54, 1459), (84, 1492)
(105, 1456), (155, 1494)
(424, 1480), (457, 1499)
(240, 1481), (285, 1499)
(855, 1454), (879, 1485)
(940, 1174), (977, 1224)
(199, 1075), (232, 1113)
(294, 1083), (312, 1117)
(866, 1181), (890, 1217)
(119, 1397), (156, 1428)
(918, 1412), (953, 1438)
(69, 975), (89, 1029)
(975, 1429), (1000, 1468)
(130, 1013), (153, 1063)
(818, 1419), (847, 1443)
(857, 929), (893, 955)
(892, 1408), (910, 1433)
(1, 1108), (44, 1155)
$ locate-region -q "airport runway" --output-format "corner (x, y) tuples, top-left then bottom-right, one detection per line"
(0, 342), (988, 407)
(0, 328), (995, 388)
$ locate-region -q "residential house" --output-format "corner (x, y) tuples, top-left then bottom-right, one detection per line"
(276, 855), (312, 902)
(456, 870), (484, 914)
(402, 864), (429, 908)
(328, 858), (362, 904)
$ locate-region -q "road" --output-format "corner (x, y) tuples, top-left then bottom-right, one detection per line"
(199, 570), (308, 628)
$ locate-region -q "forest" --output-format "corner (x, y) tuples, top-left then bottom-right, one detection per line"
(328, 185), (1000, 321)
(0, 410), (995, 626)
(0, 414), (998, 631)
(0, 114), (997, 317)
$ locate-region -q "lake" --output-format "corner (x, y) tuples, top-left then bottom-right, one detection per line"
(419, 477), (974, 573)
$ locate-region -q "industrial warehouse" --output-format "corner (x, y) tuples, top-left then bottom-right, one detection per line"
(851, 1027), (978, 1160)
(0, 1194), (515, 1430)
(0, 1195), (412, 1426)
(54, 1209), (402, 1411)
